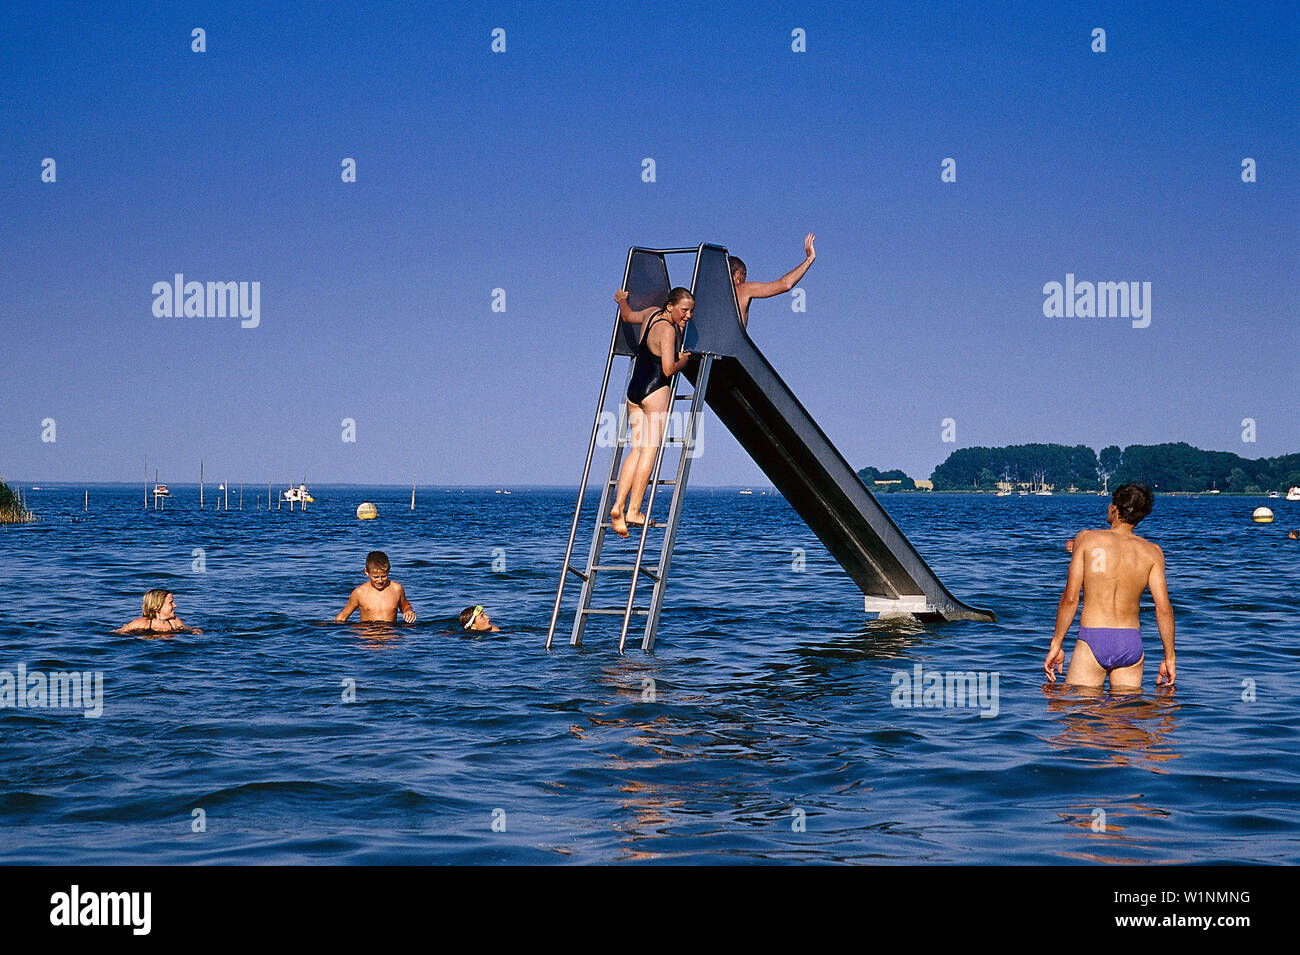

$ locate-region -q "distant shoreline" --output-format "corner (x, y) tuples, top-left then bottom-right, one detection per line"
(6, 482), (1292, 498)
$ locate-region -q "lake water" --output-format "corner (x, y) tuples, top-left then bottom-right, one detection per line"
(1, 486), (1296, 864)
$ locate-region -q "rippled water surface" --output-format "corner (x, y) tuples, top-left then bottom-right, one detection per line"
(1, 486), (1297, 863)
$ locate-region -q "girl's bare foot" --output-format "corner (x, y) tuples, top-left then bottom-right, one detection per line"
(625, 511), (646, 527)
(610, 507), (629, 538)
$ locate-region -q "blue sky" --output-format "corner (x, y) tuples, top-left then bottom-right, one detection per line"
(3, 0), (1296, 487)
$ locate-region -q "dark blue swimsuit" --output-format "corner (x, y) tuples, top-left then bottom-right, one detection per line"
(626, 312), (681, 404)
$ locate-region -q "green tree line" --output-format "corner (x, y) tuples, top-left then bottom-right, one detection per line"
(926, 443), (1300, 493)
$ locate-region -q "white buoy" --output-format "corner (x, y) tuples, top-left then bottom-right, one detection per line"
(356, 502), (378, 520)
(1253, 507), (1274, 523)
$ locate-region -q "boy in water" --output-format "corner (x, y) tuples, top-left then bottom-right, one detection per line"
(729, 233), (816, 328)
(335, 551), (417, 623)
(459, 605), (501, 632)
(1044, 484), (1175, 690)
(115, 589), (203, 636)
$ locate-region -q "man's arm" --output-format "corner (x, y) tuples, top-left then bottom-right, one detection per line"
(737, 233), (817, 302)
(397, 585), (417, 624)
(1045, 534), (1086, 681)
(1148, 547), (1175, 685)
(334, 591), (360, 622)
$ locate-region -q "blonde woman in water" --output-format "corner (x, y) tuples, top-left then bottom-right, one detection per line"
(115, 589), (202, 635)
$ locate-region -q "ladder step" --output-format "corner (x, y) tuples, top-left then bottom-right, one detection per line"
(581, 607), (649, 616)
(590, 564), (660, 581)
(565, 564), (589, 582)
(599, 521), (663, 530)
(673, 394), (694, 400)
(607, 479), (675, 486)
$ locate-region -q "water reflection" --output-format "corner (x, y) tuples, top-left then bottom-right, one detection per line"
(1053, 796), (1187, 864)
(1040, 683), (1182, 770)
(1040, 683), (1185, 861)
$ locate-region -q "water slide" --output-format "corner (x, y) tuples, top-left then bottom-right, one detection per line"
(630, 244), (995, 623)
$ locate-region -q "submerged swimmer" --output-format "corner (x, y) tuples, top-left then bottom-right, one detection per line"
(459, 605), (501, 632)
(729, 233), (816, 328)
(609, 286), (694, 538)
(1044, 484), (1176, 690)
(335, 551), (417, 623)
(115, 589), (203, 636)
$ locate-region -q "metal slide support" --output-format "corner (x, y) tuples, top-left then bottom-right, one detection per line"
(641, 353), (713, 651)
(614, 370), (684, 653)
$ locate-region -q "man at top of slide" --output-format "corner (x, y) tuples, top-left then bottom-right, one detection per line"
(729, 233), (816, 328)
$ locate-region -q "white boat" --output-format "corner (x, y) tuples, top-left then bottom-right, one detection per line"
(282, 483), (314, 503)
(739, 489), (753, 495)
(1287, 487), (1300, 502)
(153, 484), (170, 497)
(1267, 491), (1280, 499)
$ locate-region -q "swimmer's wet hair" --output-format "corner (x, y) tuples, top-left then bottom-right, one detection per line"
(459, 606), (480, 629)
(1112, 483), (1154, 526)
(729, 256), (746, 279)
(365, 551), (390, 572)
(142, 589), (171, 619)
(664, 287), (694, 308)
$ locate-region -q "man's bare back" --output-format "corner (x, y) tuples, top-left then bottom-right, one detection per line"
(1045, 487), (1175, 689)
(1073, 528), (1162, 629)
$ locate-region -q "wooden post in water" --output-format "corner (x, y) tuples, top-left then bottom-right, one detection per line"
(239, 483), (243, 510)
(200, 459), (204, 509)
(224, 480), (229, 511)
(84, 490), (88, 512)
(144, 455), (149, 509)
(411, 469), (416, 510)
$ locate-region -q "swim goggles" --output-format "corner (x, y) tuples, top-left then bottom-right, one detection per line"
(465, 605), (485, 630)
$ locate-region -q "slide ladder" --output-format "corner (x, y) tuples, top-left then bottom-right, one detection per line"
(546, 248), (713, 652)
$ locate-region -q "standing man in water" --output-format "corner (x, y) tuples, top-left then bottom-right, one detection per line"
(1044, 483), (1176, 689)
(729, 233), (816, 328)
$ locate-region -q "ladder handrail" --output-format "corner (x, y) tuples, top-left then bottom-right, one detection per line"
(545, 247), (638, 649)
(568, 367), (633, 648)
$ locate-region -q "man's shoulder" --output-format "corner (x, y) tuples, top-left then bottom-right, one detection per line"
(1134, 535), (1164, 557)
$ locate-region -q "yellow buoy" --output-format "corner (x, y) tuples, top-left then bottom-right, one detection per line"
(1252, 507), (1273, 523)
(356, 502), (378, 520)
